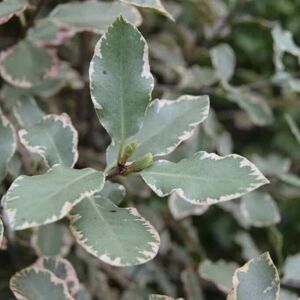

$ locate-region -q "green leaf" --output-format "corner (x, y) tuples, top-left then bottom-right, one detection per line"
(141, 151), (269, 204)
(0, 40), (53, 88)
(278, 173), (300, 187)
(226, 88), (274, 126)
(10, 266), (72, 300)
(0, 217), (3, 247)
(31, 223), (73, 257)
(3, 165), (105, 230)
(199, 260), (239, 293)
(19, 113), (79, 168)
(168, 193), (209, 220)
(211, 44), (236, 84)
(33, 257), (80, 297)
(0, 110), (16, 181)
(149, 296), (184, 300)
(240, 192), (281, 227)
(0, 0), (28, 25)
(100, 181), (126, 206)
(13, 95), (44, 128)
(69, 193), (160, 266)
(121, 0), (174, 21)
(282, 253), (300, 287)
(280, 289), (298, 300)
(49, 1), (142, 34)
(285, 114), (300, 146)
(90, 16), (154, 143)
(227, 253), (280, 300)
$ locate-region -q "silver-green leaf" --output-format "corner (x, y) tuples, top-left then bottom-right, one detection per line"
(0, 0), (28, 25)
(0, 110), (16, 181)
(0, 40), (53, 88)
(282, 253), (300, 287)
(141, 151), (269, 205)
(227, 253), (280, 300)
(19, 113), (79, 168)
(10, 266), (72, 300)
(49, 1), (142, 34)
(3, 165), (105, 230)
(69, 193), (160, 267)
(90, 16), (154, 143)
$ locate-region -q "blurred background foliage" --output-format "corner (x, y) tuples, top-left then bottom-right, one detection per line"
(0, 0), (300, 299)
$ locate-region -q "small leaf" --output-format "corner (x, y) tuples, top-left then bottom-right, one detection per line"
(13, 95), (44, 128)
(240, 192), (281, 227)
(121, 0), (174, 21)
(211, 44), (236, 84)
(282, 253), (300, 287)
(100, 181), (126, 206)
(0, 110), (16, 181)
(280, 289), (298, 300)
(31, 223), (73, 257)
(0, 0), (28, 25)
(226, 88), (274, 126)
(285, 114), (300, 146)
(278, 173), (300, 188)
(235, 232), (260, 261)
(0, 217), (3, 247)
(199, 260), (239, 293)
(168, 193), (209, 220)
(131, 95), (209, 160)
(3, 165), (105, 230)
(149, 296), (184, 300)
(69, 193), (160, 266)
(10, 266), (72, 300)
(19, 113), (79, 168)
(90, 16), (154, 143)
(141, 151), (269, 205)
(33, 257), (80, 297)
(0, 40), (53, 88)
(227, 253), (280, 300)
(49, 1), (142, 33)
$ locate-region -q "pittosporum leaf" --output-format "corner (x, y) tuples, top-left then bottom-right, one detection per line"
(0, 0), (28, 25)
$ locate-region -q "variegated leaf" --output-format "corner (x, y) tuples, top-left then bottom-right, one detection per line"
(182, 269), (205, 300)
(199, 260), (239, 293)
(90, 16), (154, 143)
(3, 165), (105, 230)
(31, 223), (73, 257)
(19, 113), (78, 168)
(141, 151), (269, 205)
(100, 181), (126, 206)
(49, 1), (142, 34)
(227, 253), (280, 300)
(211, 44), (236, 84)
(240, 192), (281, 227)
(0, 40), (53, 88)
(0, 0), (28, 25)
(121, 0), (174, 21)
(33, 257), (80, 297)
(235, 232), (260, 261)
(149, 295), (184, 300)
(168, 193), (209, 220)
(106, 95), (209, 166)
(69, 193), (160, 267)
(13, 95), (44, 128)
(0, 110), (16, 181)
(280, 289), (298, 300)
(10, 266), (73, 300)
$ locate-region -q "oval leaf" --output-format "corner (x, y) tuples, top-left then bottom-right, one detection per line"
(69, 193), (160, 267)
(0, 0), (28, 25)
(0, 110), (16, 181)
(49, 1), (142, 33)
(19, 113), (79, 168)
(90, 16), (154, 143)
(3, 165), (105, 230)
(10, 266), (72, 300)
(282, 253), (300, 287)
(227, 253), (280, 300)
(141, 151), (269, 205)
(0, 40), (53, 88)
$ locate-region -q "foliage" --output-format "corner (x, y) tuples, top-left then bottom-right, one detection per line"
(0, 0), (300, 299)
